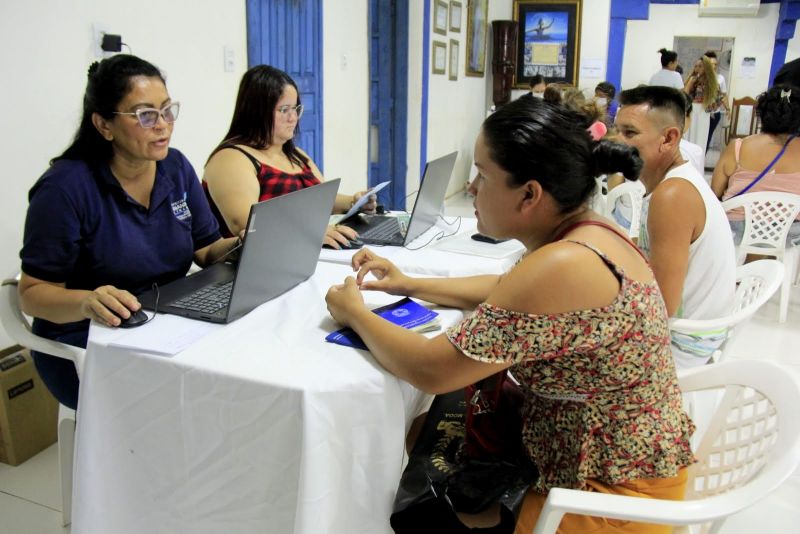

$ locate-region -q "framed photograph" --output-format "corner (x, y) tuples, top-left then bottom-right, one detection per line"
(432, 40), (447, 75)
(449, 39), (460, 80)
(434, 0), (448, 36)
(513, 0), (582, 88)
(465, 0), (489, 77)
(450, 1), (463, 32)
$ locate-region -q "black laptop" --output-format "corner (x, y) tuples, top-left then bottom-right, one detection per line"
(138, 179), (339, 323)
(342, 151), (457, 246)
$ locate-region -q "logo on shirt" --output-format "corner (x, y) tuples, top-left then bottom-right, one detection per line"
(171, 193), (192, 221)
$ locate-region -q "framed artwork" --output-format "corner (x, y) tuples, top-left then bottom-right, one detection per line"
(450, 1), (463, 32)
(513, 0), (582, 88)
(465, 0), (489, 77)
(449, 39), (460, 80)
(432, 40), (447, 74)
(434, 0), (448, 36)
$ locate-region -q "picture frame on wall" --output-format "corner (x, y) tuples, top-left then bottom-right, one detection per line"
(465, 0), (489, 77)
(434, 0), (448, 36)
(432, 40), (447, 74)
(450, 1), (463, 32)
(449, 39), (460, 80)
(513, 0), (582, 88)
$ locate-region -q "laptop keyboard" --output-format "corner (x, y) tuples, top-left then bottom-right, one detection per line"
(359, 217), (404, 241)
(171, 280), (233, 314)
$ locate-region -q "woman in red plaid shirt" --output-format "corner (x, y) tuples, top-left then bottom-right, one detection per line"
(203, 65), (376, 249)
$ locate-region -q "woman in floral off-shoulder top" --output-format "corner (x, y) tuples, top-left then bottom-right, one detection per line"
(326, 97), (694, 534)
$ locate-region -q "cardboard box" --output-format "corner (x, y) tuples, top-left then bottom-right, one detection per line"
(0, 345), (58, 466)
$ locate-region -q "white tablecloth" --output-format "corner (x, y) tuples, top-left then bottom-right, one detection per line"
(71, 262), (465, 534)
(319, 216), (525, 276)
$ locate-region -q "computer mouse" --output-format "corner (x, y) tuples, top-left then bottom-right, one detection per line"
(323, 238), (364, 250)
(117, 308), (149, 328)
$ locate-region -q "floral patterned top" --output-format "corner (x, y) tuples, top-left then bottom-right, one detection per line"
(446, 241), (695, 493)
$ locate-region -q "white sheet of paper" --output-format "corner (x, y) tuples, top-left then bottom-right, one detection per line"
(343, 180), (390, 219)
(105, 313), (222, 356)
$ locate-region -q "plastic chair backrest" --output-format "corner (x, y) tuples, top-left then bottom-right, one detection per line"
(0, 275), (83, 362)
(721, 192), (800, 257)
(531, 361), (800, 534)
(669, 260), (784, 362)
(604, 181), (645, 237)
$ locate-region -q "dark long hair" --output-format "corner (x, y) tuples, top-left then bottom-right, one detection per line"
(210, 65), (307, 168)
(482, 97), (642, 213)
(52, 55), (164, 164)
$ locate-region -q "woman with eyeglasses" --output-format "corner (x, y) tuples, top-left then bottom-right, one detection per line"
(203, 65), (376, 249)
(18, 55), (238, 409)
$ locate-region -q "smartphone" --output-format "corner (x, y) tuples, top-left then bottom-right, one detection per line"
(471, 233), (509, 244)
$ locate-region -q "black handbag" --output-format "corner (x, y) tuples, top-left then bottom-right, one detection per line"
(390, 389), (537, 534)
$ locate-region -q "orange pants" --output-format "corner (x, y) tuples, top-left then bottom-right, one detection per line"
(514, 469), (688, 534)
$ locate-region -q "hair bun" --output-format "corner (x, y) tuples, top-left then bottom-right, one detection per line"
(658, 48), (667, 54)
(87, 61), (100, 78)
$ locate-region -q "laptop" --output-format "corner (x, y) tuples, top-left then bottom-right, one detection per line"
(138, 179), (339, 323)
(342, 151), (457, 246)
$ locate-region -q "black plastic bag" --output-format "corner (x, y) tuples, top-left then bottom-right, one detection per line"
(390, 390), (537, 533)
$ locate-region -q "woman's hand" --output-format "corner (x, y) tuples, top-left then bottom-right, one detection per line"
(324, 224), (359, 249)
(326, 276), (366, 327)
(351, 248), (412, 295)
(80, 285), (140, 327)
(352, 191), (377, 214)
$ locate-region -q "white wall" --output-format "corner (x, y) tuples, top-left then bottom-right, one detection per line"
(322, 0), (369, 195)
(785, 19), (800, 63)
(623, 3), (780, 98)
(0, 0), (247, 347)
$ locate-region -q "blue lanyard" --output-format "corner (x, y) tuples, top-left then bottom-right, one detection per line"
(735, 134), (796, 197)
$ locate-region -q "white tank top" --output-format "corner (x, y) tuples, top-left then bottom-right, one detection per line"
(639, 162), (737, 368)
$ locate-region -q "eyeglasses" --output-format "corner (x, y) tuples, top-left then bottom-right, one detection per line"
(276, 104), (303, 119)
(114, 102), (180, 128)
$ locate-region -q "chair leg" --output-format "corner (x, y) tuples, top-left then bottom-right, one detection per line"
(780, 247), (798, 323)
(57, 405), (76, 527)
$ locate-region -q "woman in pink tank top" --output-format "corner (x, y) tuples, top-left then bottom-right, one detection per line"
(711, 84), (800, 245)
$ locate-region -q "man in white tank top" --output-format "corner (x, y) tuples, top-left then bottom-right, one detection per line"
(615, 86), (736, 368)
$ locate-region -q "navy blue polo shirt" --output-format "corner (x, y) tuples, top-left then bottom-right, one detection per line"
(21, 148), (220, 342)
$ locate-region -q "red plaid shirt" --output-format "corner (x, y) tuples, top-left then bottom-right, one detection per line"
(203, 145), (321, 237)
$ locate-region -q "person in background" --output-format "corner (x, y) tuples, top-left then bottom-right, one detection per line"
(18, 55), (240, 410)
(649, 48), (685, 90)
(527, 74), (546, 98)
(702, 51), (730, 153)
(711, 84), (800, 246)
(684, 56), (720, 153)
(616, 85), (735, 368)
(203, 65), (376, 249)
(595, 81), (618, 122)
(326, 97), (693, 534)
(679, 91), (706, 177)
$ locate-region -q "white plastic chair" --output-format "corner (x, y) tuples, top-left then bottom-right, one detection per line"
(669, 260), (785, 364)
(604, 181), (645, 238)
(0, 274), (81, 526)
(532, 360), (800, 534)
(722, 191), (800, 323)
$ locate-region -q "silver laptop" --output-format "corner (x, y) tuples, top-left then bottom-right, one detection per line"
(138, 179), (339, 323)
(342, 151), (457, 246)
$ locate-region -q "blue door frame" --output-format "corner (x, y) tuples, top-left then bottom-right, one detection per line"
(246, 0), (324, 169)
(369, 0), (409, 210)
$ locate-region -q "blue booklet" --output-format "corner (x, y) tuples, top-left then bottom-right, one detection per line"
(325, 297), (440, 350)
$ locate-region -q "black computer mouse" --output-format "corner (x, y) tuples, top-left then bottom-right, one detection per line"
(323, 238), (364, 250)
(118, 308), (149, 328)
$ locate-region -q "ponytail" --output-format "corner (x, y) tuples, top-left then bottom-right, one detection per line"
(592, 140), (642, 181)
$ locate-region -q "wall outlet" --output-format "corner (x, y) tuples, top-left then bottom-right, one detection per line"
(91, 23), (110, 59)
(223, 46), (235, 72)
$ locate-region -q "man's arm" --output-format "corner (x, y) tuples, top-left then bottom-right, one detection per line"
(646, 179), (706, 316)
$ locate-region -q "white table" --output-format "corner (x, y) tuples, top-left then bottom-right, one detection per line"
(319, 216), (525, 276)
(71, 262), (465, 534)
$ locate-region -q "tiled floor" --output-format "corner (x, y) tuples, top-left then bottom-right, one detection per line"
(1, 193), (798, 533)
